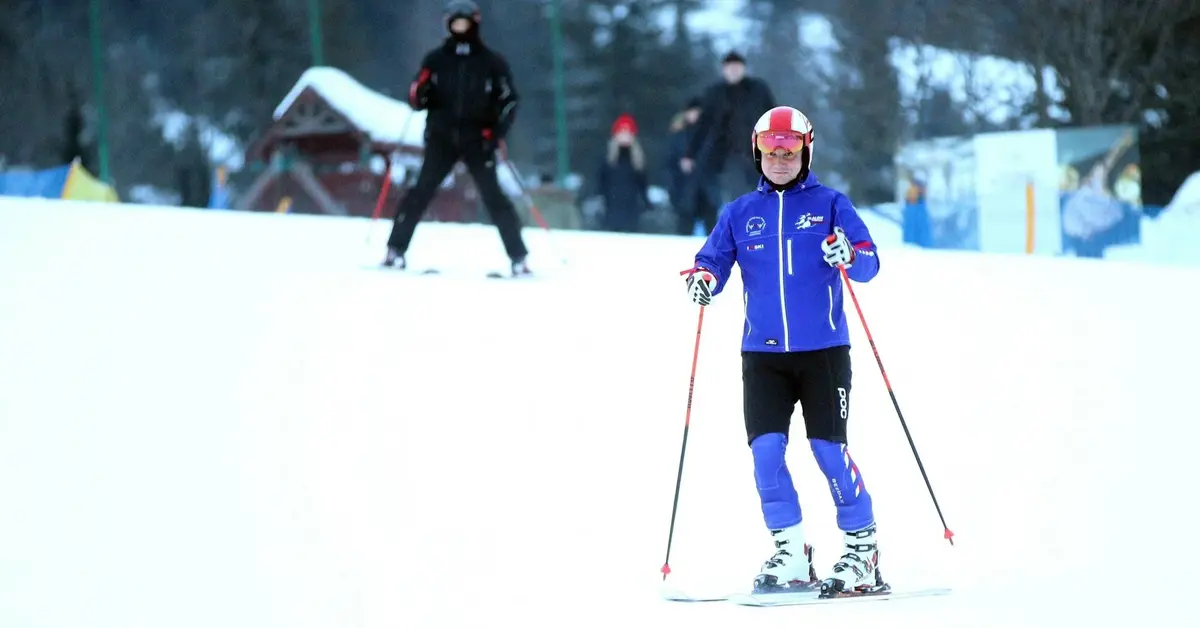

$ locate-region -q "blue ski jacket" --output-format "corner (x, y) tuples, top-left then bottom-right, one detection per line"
(692, 173), (880, 353)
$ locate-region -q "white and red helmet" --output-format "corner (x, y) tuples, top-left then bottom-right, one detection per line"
(751, 106), (815, 178)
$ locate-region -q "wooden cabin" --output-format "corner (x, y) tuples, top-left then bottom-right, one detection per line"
(238, 67), (480, 222)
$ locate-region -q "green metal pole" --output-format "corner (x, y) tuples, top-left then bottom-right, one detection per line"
(88, 0), (110, 183)
(308, 0), (324, 66)
(549, 0), (569, 184)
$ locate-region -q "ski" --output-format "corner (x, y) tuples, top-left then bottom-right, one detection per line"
(485, 270), (536, 280)
(727, 585), (951, 607)
(659, 587), (735, 603)
(659, 581), (822, 603)
(364, 264), (440, 275)
(364, 264), (538, 280)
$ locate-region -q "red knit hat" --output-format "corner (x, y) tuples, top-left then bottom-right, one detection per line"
(611, 114), (637, 136)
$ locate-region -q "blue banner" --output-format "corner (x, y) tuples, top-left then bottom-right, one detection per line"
(0, 165), (71, 198)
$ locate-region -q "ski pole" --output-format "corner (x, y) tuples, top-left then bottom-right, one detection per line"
(833, 259), (955, 546)
(497, 144), (553, 232)
(497, 144), (567, 265)
(366, 160), (395, 244)
(366, 111), (420, 245)
(661, 269), (708, 580)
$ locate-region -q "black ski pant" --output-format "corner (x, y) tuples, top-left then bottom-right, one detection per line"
(676, 175), (721, 235)
(387, 136), (529, 261)
(742, 346), (853, 445)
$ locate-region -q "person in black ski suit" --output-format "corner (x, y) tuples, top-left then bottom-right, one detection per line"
(680, 51), (776, 208)
(384, 0), (531, 276)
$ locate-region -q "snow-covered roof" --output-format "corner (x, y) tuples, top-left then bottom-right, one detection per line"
(274, 67), (426, 147)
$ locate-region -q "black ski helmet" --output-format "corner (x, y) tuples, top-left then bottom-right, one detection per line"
(445, 0), (480, 26)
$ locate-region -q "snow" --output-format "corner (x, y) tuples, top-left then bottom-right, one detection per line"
(1165, 171), (1200, 215)
(3, 197), (1200, 627)
(860, 205), (902, 245)
(1105, 203), (1200, 266)
(275, 66), (427, 148)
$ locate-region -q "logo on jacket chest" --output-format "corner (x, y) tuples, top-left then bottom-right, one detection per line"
(795, 213), (825, 230)
(746, 216), (766, 236)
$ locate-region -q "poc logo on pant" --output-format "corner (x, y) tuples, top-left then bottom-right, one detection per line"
(837, 387), (848, 420)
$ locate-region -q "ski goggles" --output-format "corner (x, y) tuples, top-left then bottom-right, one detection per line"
(756, 131), (808, 156)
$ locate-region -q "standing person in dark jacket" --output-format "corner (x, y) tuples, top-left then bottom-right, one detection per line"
(383, 0), (532, 277)
(680, 51), (776, 206)
(665, 97), (720, 235)
(595, 114), (650, 233)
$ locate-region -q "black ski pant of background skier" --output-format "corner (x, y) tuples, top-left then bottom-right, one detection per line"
(387, 134), (529, 261)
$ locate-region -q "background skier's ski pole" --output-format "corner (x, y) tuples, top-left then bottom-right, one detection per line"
(366, 112), (419, 245)
(366, 161), (395, 244)
(834, 259), (956, 546)
(498, 144), (567, 265)
(661, 269), (707, 580)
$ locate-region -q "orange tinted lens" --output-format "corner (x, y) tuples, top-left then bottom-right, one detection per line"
(757, 131), (805, 154)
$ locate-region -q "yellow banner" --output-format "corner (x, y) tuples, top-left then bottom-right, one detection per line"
(61, 159), (119, 203)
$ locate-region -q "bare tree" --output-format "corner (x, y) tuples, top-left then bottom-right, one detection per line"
(824, 0), (905, 203)
(1011, 0), (1199, 126)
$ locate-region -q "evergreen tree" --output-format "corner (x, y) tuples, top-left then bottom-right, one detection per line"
(741, 1), (842, 181)
(61, 89), (87, 167)
(560, 0), (712, 186)
(473, 0), (557, 172)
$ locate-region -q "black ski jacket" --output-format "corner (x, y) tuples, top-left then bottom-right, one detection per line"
(408, 37), (519, 146)
(685, 77), (776, 162)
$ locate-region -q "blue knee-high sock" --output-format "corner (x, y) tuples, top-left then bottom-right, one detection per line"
(810, 438), (874, 531)
(750, 432), (801, 530)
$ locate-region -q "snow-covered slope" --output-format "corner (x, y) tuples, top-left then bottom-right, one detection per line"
(1, 198), (1198, 628)
(1103, 202), (1200, 266)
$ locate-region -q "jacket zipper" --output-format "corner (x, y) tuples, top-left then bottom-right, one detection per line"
(776, 190), (790, 351)
(786, 238), (793, 276)
(455, 59), (466, 144)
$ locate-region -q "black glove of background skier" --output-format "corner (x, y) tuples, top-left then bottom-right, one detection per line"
(410, 69), (434, 109)
(685, 269), (717, 306)
(481, 128), (500, 157)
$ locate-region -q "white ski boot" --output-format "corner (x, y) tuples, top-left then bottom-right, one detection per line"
(752, 523), (819, 594)
(820, 522), (889, 598)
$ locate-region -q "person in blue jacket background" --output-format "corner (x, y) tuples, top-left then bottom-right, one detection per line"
(683, 106), (886, 599)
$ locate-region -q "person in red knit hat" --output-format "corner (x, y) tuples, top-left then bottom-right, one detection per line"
(589, 113), (650, 233)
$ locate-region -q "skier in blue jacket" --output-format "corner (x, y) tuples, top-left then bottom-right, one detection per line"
(684, 106), (885, 599)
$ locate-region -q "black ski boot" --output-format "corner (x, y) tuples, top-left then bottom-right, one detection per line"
(510, 257), (533, 278)
(382, 248), (406, 269)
